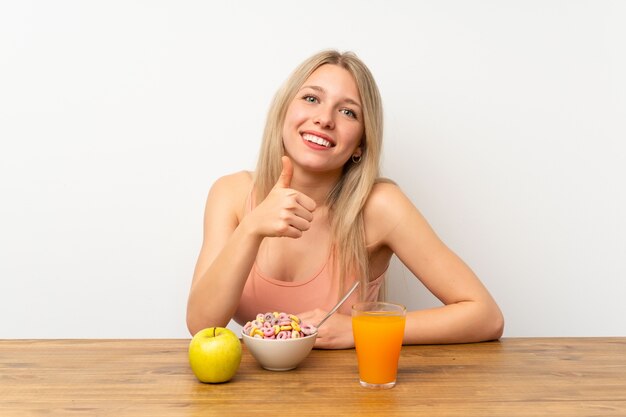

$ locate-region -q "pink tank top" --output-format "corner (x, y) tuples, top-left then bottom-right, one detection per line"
(232, 189), (386, 326)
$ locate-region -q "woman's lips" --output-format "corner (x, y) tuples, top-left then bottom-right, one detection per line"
(301, 132), (335, 148)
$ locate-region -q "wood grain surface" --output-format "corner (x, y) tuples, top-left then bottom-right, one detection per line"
(1, 338), (625, 416)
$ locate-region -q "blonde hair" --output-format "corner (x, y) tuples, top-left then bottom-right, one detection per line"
(254, 50), (385, 300)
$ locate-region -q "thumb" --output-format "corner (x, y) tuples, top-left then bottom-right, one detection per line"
(276, 156), (293, 188)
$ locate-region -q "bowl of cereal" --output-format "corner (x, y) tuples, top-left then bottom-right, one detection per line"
(241, 312), (318, 371)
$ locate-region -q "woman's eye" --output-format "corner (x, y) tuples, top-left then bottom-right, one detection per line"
(303, 95), (318, 103)
(341, 108), (357, 119)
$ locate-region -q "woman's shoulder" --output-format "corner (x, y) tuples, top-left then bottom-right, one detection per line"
(206, 170), (254, 214)
(365, 179), (413, 214)
(363, 179), (417, 245)
(210, 170), (253, 191)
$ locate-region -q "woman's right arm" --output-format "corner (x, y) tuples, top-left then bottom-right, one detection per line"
(186, 172), (262, 335)
(186, 157), (316, 335)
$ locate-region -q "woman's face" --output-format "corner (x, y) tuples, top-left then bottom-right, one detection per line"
(282, 64), (364, 174)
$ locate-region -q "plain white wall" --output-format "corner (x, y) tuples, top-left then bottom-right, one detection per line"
(1, 1), (624, 338)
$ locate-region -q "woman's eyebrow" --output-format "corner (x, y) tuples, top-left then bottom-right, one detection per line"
(343, 97), (362, 109)
(300, 85), (362, 108)
(301, 84), (325, 93)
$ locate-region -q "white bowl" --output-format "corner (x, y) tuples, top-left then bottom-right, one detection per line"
(241, 332), (317, 371)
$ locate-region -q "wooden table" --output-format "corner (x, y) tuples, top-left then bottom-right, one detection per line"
(1, 338), (625, 416)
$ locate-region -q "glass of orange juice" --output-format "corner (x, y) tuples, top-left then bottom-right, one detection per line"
(352, 302), (406, 389)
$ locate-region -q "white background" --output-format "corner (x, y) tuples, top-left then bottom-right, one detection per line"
(1, 1), (624, 338)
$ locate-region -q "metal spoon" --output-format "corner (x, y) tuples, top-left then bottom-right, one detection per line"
(315, 281), (360, 329)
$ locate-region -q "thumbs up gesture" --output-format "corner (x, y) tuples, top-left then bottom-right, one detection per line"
(276, 155), (294, 189)
(248, 156), (317, 239)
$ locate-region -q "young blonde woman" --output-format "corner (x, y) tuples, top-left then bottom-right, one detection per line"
(186, 50), (504, 349)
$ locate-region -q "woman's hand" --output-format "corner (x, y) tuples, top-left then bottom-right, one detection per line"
(297, 309), (354, 349)
(244, 156), (317, 239)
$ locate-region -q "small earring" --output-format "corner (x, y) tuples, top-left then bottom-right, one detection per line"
(351, 154), (362, 163)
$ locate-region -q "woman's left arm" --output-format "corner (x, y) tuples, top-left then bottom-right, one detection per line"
(368, 183), (504, 344)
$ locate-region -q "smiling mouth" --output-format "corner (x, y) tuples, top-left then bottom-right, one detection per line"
(302, 133), (334, 148)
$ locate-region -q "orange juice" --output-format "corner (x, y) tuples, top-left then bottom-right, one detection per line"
(352, 313), (406, 385)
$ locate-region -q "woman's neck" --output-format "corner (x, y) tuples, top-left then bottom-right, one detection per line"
(290, 166), (342, 207)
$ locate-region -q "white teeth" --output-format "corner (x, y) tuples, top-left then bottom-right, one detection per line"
(302, 133), (332, 148)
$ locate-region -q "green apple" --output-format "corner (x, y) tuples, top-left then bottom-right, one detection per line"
(188, 327), (242, 383)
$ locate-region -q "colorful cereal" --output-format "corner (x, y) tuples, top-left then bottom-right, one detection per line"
(242, 312), (317, 339)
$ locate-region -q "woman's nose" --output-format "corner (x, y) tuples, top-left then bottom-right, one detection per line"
(313, 106), (334, 129)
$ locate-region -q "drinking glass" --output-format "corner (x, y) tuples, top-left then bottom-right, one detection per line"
(352, 302), (406, 389)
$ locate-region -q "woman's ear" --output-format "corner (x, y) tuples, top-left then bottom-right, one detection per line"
(354, 140), (364, 156)
(351, 146), (364, 164)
